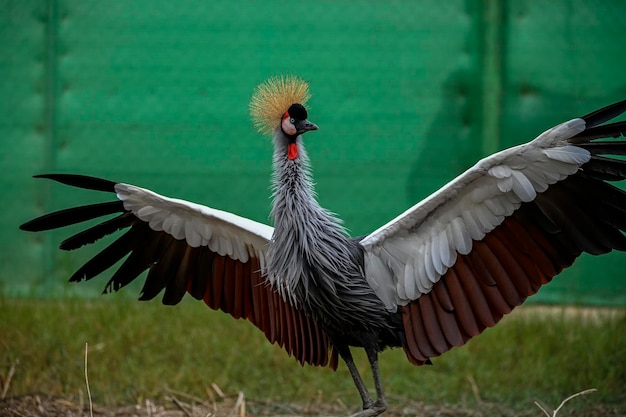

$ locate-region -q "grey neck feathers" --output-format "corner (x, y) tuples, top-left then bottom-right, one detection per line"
(266, 129), (363, 307)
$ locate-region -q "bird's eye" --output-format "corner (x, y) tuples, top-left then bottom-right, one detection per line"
(290, 118), (295, 124)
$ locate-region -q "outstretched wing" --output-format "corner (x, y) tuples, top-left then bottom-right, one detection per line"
(20, 174), (334, 368)
(360, 101), (626, 364)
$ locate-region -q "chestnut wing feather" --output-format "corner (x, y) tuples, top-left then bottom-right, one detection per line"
(20, 175), (333, 368)
(360, 100), (626, 364)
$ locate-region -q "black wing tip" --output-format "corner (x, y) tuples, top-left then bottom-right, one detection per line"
(582, 99), (626, 128)
(19, 220), (39, 232)
(19, 201), (125, 233)
(33, 173), (118, 192)
(21, 174), (121, 231)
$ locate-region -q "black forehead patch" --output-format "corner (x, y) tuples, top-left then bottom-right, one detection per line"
(287, 103), (308, 120)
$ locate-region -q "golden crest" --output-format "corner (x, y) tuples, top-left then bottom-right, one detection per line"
(249, 75), (311, 135)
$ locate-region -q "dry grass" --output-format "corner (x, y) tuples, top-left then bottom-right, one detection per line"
(1, 392), (623, 417)
(1, 298), (624, 416)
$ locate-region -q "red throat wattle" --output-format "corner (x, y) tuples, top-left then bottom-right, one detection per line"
(288, 143), (299, 160)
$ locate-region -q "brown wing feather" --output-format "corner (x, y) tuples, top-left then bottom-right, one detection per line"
(443, 266), (482, 337)
(418, 292), (448, 354)
(402, 172), (626, 365)
(430, 289), (466, 348)
(402, 105), (626, 365)
(20, 175), (333, 369)
(471, 242), (521, 308)
(161, 235), (336, 368)
(401, 303), (431, 364)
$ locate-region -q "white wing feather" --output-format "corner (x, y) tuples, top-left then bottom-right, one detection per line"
(115, 183), (274, 267)
(360, 118), (590, 310)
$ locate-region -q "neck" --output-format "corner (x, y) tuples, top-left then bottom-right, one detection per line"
(267, 129), (352, 303)
(270, 131), (317, 213)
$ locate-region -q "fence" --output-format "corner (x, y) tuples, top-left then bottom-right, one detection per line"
(1, 0), (625, 304)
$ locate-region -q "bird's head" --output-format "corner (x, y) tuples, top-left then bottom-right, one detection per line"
(250, 75), (318, 138)
(280, 103), (318, 137)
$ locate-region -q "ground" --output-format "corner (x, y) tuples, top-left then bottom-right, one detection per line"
(0, 394), (622, 417)
(2, 304), (623, 417)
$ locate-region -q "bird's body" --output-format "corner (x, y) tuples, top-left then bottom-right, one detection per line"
(21, 76), (626, 416)
(269, 125), (399, 343)
(268, 122), (404, 412)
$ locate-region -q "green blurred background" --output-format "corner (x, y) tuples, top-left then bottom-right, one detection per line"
(1, 0), (625, 304)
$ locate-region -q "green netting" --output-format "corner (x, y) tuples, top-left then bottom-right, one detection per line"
(1, 0), (625, 304)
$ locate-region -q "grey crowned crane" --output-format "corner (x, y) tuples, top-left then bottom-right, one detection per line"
(21, 75), (626, 417)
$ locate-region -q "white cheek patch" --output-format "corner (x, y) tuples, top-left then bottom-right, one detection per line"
(282, 116), (297, 135)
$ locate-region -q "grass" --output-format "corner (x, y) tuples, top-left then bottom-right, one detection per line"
(0, 297), (624, 415)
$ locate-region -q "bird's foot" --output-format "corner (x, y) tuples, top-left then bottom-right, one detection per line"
(348, 400), (387, 417)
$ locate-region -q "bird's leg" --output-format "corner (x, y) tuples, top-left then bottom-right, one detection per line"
(334, 342), (387, 417)
(365, 347), (387, 412)
(335, 344), (375, 410)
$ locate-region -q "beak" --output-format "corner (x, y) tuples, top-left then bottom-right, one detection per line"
(296, 119), (319, 134)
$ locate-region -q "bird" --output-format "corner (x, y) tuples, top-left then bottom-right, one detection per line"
(20, 74), (626, 417)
